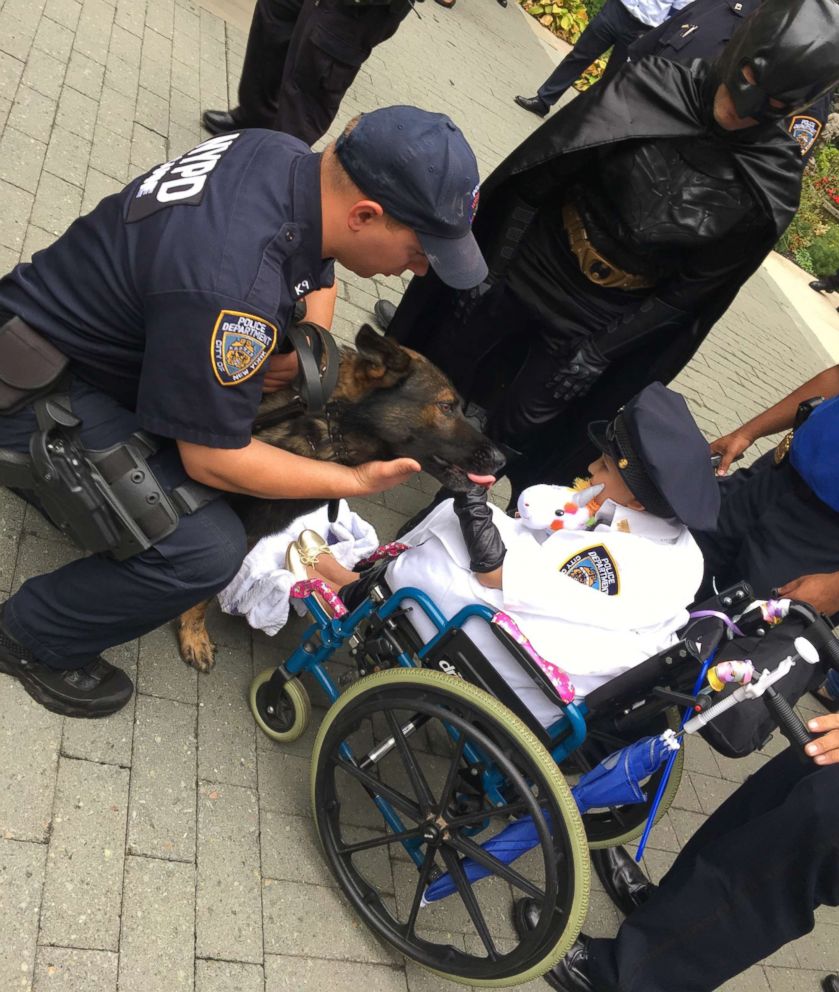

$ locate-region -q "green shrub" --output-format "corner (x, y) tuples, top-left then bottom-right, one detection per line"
(793, 247), (815, 274)
(809, 225), (839, 276)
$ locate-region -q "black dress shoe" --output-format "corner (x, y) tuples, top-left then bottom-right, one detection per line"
(373, 299), (396, 331)
(0, 613), (133, 718)
(514, 94), (550, 118)
(824, 976), (839, 992)
(513, 900), (594, 992)
(202, 109), (243, 135)
(590, 846), (655, 916)
(497, 0), (508, 6)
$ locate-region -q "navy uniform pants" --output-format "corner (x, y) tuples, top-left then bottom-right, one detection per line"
(536, 0), (649, 107)
(0, 378), (247, 670)
(587, 747), (839, 992)
(692, 451), (839, 610)
(236, 0), (409, 146)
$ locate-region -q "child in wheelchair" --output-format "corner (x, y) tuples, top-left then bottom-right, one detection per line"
(291, 382), (720, 727)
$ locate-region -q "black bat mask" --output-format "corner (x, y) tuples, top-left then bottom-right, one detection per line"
(710, 0), (839, 123)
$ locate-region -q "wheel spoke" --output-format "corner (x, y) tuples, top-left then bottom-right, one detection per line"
(404, 845), (438, 938)
(335, 758), (423, 822)
(447, 833), (545, 901)
(337, 827), (424, 855)
(446, 800), (529, 829)
(437, 732), (467, 813)
(384, 709), (436, 809)
(439, 845), (500, 960)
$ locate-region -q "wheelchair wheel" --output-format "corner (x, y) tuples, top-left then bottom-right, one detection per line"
(575, 707), (684, 850)
(311, 668), (590, 987)
(249, 669), (311, 743)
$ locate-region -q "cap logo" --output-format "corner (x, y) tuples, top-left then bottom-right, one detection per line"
(469, 183), (480, 224)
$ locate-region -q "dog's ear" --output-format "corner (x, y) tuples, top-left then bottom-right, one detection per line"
(354, 323), (412, 386)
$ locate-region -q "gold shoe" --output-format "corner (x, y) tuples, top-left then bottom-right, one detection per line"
(296, 529), (334, 567)
(285, 542), (309, 581)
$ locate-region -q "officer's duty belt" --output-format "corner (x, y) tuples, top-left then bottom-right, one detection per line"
(0, 316), (218, 560)
(562, 201), (655, 292)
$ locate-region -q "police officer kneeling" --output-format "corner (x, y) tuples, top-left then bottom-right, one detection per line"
(0, 106), (487, 719)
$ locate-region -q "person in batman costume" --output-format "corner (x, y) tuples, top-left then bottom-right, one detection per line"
(385, 0), (839, 506)
(619, 0), (833, 161)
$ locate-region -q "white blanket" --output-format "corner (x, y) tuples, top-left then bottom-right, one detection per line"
(217, 501), (380, 635)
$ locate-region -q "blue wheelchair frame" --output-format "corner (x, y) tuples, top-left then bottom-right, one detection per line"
(278, 583), (609, 869)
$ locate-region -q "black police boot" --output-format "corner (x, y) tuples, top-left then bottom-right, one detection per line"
(0, 613), (134, 718)
(373, 299), (397, 331)
(810, 279), (828, 292)
(514, 95), (550, 118)
(512, 901), (597, 992)
(497, 0), (508, 7)
(590, 845), (656, 916)
(201, 109), (244, 135)
(822, 976), (839, 992)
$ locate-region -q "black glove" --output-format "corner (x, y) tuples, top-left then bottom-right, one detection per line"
(452, 484), (507, 573)
(548, 338), (609, 404)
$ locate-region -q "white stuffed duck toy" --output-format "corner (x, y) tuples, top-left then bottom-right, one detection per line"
(516, 482), (605, 541)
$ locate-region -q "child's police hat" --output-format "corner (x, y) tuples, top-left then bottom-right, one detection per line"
(335, 106), (488, 291)
(588, 382), (721, 531)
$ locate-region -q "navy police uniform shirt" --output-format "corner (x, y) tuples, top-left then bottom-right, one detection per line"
(790, 394), (839, 513)
(0, 130), (334, 448)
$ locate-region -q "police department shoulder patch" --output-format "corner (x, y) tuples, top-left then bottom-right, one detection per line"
(788, 115), (822, 157)
(558, 544), (620, 596)
(211, 310), (277, 386)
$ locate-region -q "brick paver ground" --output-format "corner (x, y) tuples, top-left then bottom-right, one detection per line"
(0, 0), (837, 990)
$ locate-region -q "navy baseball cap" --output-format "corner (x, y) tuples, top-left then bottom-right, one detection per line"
(334, 106), (488, 290)
(588, 382), (721, 531)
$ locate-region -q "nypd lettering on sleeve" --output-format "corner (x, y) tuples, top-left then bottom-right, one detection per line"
(126, 133), (241, 221)
(558, 545), (620, 596)
(211, 310), (278, 386)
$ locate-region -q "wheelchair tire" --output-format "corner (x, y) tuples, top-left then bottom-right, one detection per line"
(579, 707), (684, 850)
(311, 668), (590, 987)
(249, 669), (311, 743)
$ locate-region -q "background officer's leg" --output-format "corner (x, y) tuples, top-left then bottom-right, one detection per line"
(236, 0), (305, 128)
(0, 379), (246, 674)
(535, 0), (648, 108)
(587, 749), (839, 992)
(274, 0), (408, 146)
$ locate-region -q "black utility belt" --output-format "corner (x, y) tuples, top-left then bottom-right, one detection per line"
(0, 316), (218, 560)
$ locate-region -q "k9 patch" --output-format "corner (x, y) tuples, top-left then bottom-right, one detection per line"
(559, 545), (620, 596)
(788, 115), (822, 157)
(211, 310), (277, 386)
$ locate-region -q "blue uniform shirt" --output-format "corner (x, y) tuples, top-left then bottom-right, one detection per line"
(790, 395), (839, 513)
(0, 130), (334, 448)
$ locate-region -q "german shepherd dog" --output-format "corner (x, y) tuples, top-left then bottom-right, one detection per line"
(177, 324), (506, 671)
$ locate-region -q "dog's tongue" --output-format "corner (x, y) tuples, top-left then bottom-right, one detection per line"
(467, 473), (496, 488)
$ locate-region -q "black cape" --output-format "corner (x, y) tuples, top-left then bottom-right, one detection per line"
(389, 57), (804, 484)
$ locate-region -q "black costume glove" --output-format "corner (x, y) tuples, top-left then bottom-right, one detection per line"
(548, 338), (609, 404)
(452, 484), (507, 573)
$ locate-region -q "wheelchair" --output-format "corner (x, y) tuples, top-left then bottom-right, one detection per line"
(247, 567), (839, 987)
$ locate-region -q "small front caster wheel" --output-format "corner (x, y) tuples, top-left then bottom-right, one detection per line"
(249, 669), (311, 742)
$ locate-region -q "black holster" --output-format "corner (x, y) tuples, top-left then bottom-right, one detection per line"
(0, 317), (218, 560)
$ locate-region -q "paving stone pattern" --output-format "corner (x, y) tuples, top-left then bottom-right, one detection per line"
(0, 0), (836, 989)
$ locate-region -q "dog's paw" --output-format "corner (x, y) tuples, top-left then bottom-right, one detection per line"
(177, 623), (216, 673)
